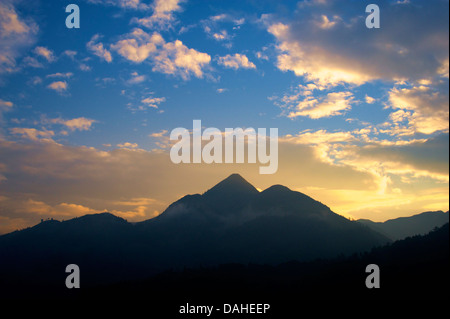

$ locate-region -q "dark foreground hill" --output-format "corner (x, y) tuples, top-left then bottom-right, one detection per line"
(0, 174), (391, 298)
(82, 223), (450, 301)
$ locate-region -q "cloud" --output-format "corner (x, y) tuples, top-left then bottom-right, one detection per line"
(0, 0), (38, 73)
(217, 54), (256, 70)
(141, 96), (166, 109)
(388, 83), (449, 134)
(10, 128), (55, 141)
(111, 28), (161, 63)
(79, 63), (91, 72)
(133, 0), (183, 29)
(153, 39), (211, 79)
(63, 50), (77, 59)
(212, 30), (229, 41)
(281, 129), (357, 145)
(22, 56), (43, 68)
(87, 0), (149, 10)
(365, 95), (376, 104)
(50, 117), (97, 132)
(0, 99), (13, 109)
(117, 142), (139, 149)
(279, 129), (449, 220)
(282, 127), (449, 184)
(33, 46), (55, 62)
(112, 28), (211, 80)
(128, 71), (146, 84)
(278, 83), (355, 119)
(314, 14), (341, 29)
(0, 99), (13, 134)
(285, 91), (354, 119)
(149, 130), (168, 138)
(47, 81), (68, 93)
(267, 0), (449, 86)
(46, 72), (73, 79)
(87, 34), (113, 63)
(201, 14), (244, 47)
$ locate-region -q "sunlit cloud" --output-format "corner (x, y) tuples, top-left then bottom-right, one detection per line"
(50, 117), (97, 132)
(388, 84), (449, 134)
(87, 34), (113, 63)
(141, 96), (166, 109)
(217, 54), (256, 70)
(0, 0), (38, 73)
(47, 80), (68, 93)
(133, 0), (184, 30)
(267, 0), (449, 86)
(33, 46), (55, 63)
(287, 91), (354, 119)
(10, 127), (55, 141)
(87, 0), (150, 10)
(112, 28), (211, 80)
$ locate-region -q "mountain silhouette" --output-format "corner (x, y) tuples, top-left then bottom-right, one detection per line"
(0, 174), (390, 294)
(358, 211), (449, 241)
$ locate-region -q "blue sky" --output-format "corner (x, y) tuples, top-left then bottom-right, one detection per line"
(0, 0), (448, 233)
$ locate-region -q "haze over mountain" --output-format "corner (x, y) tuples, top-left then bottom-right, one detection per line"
(1, 174), (389, 288)
(358, 211), (449, 241)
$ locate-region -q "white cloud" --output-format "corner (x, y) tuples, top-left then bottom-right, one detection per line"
(217, 54), (256, 70)
(141, 96), (166, 109)
(87, 34), (113, 63)
(287, 91), (354, 119)
(112, 28), (211, 80)
(153, 40), (211, 79)
(133, 0), (183, 29)
(365, 95), (376, 104)
(111, 28), (161, 63)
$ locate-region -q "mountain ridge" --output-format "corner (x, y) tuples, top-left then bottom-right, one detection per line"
(1, 173), (442, 289)
(358, 210), (449, 241)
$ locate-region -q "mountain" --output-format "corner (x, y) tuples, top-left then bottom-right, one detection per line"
(0, 174), (389, 296)
(358, 211), (449, 241)
(135, 174), (389, 265)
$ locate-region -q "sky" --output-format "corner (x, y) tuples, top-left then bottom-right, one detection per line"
(0, 0), (448, 234)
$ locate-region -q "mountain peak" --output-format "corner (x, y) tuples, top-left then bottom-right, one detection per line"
(204, 174), (259, 197)
(201, 174), (259, 214)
